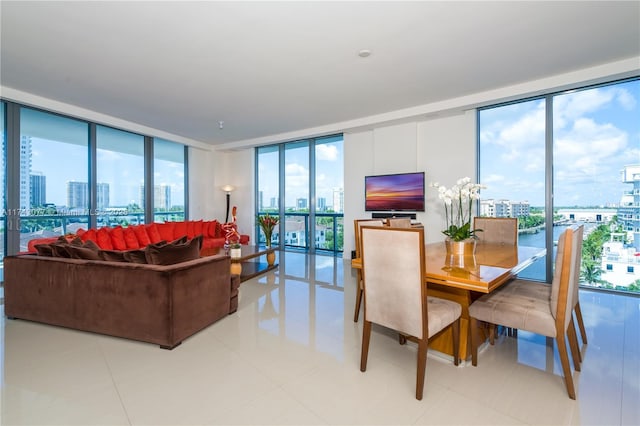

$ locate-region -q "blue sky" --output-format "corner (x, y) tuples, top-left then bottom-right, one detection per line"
(480, 79), (640, 207)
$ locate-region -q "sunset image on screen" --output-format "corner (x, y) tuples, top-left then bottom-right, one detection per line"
(365, 172), (424, 211)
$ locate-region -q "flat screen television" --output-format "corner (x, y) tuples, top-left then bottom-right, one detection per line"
(365, 172), (425, 212)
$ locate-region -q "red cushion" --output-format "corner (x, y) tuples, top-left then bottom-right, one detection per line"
(194, 220), (204, 237)
(186, 221), (195, 238)
(110, 226), (127, 251)
(203, 221), (213, 238)
(76, 228), (86, 237)
(212, 220), (222, 238)
(96, 227), (114, 250)
(174, 221), (188, 239)
(201, 237), (225, 249)
(123, 226), (140, 249)
(157, 222), (176, 241)
(145, 223), (163, 244)
(239, 234), (250, 245)
(80, 228), (97, 243)
(133, 224), (151, 247)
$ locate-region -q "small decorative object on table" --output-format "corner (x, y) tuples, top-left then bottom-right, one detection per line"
(258, 213), (279, 266)
(229, 241), (242, 258)
(431, 177), (486, 256)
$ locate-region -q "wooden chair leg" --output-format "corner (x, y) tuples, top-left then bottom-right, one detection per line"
(354, 281), (363, 322)
(556, 334), (577, 400)
(567, 317), (582, 370)
(470, 317), (479, 366)
(452, 319), (460, 366)
(489, 323), (496, 345)
(574, 302), (588, 344)
(360, 320), (372, 372)
(416, 340), (427, 400)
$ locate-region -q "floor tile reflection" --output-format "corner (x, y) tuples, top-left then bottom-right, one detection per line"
(1, 251), (638, 425)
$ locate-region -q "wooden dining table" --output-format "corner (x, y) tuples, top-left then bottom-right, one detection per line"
(351, 241), (546, 359)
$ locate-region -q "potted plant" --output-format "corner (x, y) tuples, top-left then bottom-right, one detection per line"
(431, 177), (486, 255)
(257, 213), (279, 248)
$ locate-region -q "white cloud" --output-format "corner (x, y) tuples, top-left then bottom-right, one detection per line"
(316, 143), (338, 161)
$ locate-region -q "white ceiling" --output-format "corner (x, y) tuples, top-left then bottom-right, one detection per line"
(1, 1), (639, 150)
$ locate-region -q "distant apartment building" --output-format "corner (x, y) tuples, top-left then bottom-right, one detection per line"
(96, 183), (110, 211)
(296, 198), (308, 210)
(480, 199), (530, 218)
(67, 181), (110, 210)
(317, 197), (326, 211)
(67, 181), (88, 209)
(617, 164), (640, 251)
(29, 172), (46, 207)
(20, 136), (32, 209)
(140, 184), (172, 211)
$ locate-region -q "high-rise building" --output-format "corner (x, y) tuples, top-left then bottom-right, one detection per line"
(30, 172), (46, 207)
(141, 184), (172, 211)
(332, 187), (344, 213)
(296, 198), (308, 210)
(155, 184), (171, 211)
(259, 191), (264, 210)
(67, 181), (88, 209)
(20, 136), (32, 209)
(317, 197), (326, 211)
(618, 165), (640, 251)
(96, 183), (110, 211)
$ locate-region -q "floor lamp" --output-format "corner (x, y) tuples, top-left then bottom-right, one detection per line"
(221, 185), (235, 223)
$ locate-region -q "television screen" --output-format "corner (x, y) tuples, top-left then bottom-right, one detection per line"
(365, 172), (425, 212)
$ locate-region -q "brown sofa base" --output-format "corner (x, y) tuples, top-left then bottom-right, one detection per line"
(4, 254), (238, 349)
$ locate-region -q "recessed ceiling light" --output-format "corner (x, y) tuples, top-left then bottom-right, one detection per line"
(358, 49), (371, 58)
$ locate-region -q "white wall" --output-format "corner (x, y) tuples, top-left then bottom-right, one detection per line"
(343, 111), (476, 257)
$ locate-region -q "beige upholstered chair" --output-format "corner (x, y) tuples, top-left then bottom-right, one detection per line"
(469, 225), (584, 399)
(359, 226), (461, 400)
(473, 217), (518, 245)
(353, 219), (385, 322)
(387, 217), (412, 228)
(473, 217), (519, 342)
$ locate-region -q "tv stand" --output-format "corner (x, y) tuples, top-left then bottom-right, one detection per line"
(371, 212), (416, 220)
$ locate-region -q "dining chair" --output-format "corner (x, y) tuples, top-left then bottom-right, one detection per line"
(473, 216), (519, 342)
(469, 224), (584, 399)
(387, 217), (412, 228)
(353, 219), (385, 322)
(359, 226), (461, 400)
(473, 217), (518, 245)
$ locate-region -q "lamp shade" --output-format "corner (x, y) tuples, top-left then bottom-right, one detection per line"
(221, 185), (235, 193)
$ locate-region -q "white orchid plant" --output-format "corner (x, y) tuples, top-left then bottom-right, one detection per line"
(431, 177), (486, 242)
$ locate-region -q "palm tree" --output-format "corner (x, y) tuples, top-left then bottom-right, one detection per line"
(580, 259), (608, 287)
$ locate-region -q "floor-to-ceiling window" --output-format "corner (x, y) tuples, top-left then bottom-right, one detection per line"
(314, 135), (344, 252)
(1, 102), (5, 281)
(479, 78), (640, 293)
(285, 141), (310, 250)
(19, 107), (90, 251)
(256, 145), (280, 246)
(256, 135), (344, 255)
(0, 101), (190, 265)
(96, 125), (145, 226)
(153, 138), (187, 222)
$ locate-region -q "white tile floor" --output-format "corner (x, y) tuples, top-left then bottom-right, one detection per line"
(1, 251), (639, 425)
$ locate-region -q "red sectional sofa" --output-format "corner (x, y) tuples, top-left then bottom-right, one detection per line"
(26, 220), (250, 256)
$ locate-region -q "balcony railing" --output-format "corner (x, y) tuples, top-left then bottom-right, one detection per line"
(256, 211), (344, 254)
